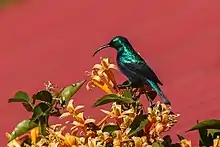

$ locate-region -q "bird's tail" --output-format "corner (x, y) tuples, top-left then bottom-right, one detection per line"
(146, 79), (171, 105)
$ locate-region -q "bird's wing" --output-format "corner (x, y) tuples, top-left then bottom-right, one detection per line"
(122, 62), (163, 85)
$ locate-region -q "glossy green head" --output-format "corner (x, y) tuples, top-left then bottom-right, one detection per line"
(93, 36), (131, 56)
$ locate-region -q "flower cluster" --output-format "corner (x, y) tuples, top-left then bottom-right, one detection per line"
(86, 57), (119, 94)
(6, 57), (220, 147)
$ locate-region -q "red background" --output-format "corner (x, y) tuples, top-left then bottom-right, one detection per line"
(1, 0), (220, 146)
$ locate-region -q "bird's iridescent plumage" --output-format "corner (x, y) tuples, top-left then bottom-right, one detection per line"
(94, 36), (171, 105)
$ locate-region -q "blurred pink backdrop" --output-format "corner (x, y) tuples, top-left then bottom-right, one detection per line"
(1, 0), (220, 146)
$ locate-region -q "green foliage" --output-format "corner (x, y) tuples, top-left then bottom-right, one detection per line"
(93, 93), (134, 107)
(186, 119), (220, 146)
(9, 120), (37, 142)
(58, 80), (86, 106)
(9, 91), (30, 103)
(122, 89), (132, 98)
(102, 125), (120, 133)
(152, 142), (164, 147)
(188, 119), (220, 131)
(31, 103), (50, 123)
(128, 113), (148, 136)
(8, 80), (85, 143)
(33, 91), (52, 104)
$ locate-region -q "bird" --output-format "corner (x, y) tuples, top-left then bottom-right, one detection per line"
(93, 36), (171, 105)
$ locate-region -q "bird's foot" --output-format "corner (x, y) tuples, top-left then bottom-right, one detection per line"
(114, 80), (132, 90)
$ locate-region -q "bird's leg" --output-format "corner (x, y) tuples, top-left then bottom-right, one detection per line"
(142, 86), (153, 106)
(133, 89), (142, 101)
(117, 80), (132, 89)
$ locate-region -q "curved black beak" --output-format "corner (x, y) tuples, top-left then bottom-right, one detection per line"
(93, 44), (110, 57)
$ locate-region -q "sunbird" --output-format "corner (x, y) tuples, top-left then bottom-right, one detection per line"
(93, 36), (171, 105)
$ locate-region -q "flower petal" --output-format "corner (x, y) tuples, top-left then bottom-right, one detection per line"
(76, 112), (84, 122)
(101, 58), (110, 69)
(72, 121), (84, 127)
(86, 81), (95, 91)
(85, 118), (96, 124)
(109, 64), (118, 70)
(75, 105), (84, 111)
(30, 127), (39, 145)
(93, 64), (103, 70)
(67, 99), (75, 112)
(100, 109), (111, 115)
(60, 112), (71, 119)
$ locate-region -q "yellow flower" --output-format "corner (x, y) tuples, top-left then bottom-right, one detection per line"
(6, 132), (29, 147)
(86, 70), (113, 94)
(214, 136), (220, 147)
(113, 129), (131, 146)
(118, 106), (136, 129)
(147, 102), (180, 141)
(87, 137), (104, 147)
(101, 102), (121, 117)
(30, 127), (39, 145)
(147, 102), (179, 127)
(64, 133), (77, 146)
(6, 132), (21, 147)
(180, 139), (192, 147)
(96, 130), (111, 144)
(86, 57), (120, 94)
(149, 122), (166, 140)
(132, 136), (148, 147)
(93, 57), (118, 90)
(101, 102), (123, 125)
(60, 99), (84, 123)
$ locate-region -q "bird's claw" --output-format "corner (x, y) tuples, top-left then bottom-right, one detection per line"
(113, 81), (132, 90)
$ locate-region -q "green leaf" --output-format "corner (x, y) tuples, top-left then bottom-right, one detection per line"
(31, 103), (50, 122)
(38, 117), (48, 136)
(177, 134), (185, 141)
(128, 113), (148, 136)
(8, 91), (29, 103)
(152, 142), (164, 147)
(122, 90), (132, 98)
(198, 127), (212, 146)
(93, 94), (134, 107)
(162, 135), (172, 146)
(188, 120), (213, 146)
(187, 119), (220, 132)
(209, 129), (220, 138)
(102, 125), (120, 133)
(59, 80), (86, 105)
(33, 91), (52, 104)
(22, 102), (33, 112)
(8, 119), (37, 142)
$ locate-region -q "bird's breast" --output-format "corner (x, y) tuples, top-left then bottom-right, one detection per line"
(117, 53), (139, 64)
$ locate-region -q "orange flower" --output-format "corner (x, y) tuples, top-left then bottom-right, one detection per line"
(60, 99), (84, 123)
(64, 133), (77, 146)
(214, 136), (220, 147)
(86, 57), (120, 94)
(30, 127), (39, 145)
(101, 102), (123, 124)
(147, 101), (180, 141)
(93, 57), (118, 89)
(6, 132), (22, 147)
(86, 70), (113, 94)
(132, 136), (148, 147)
